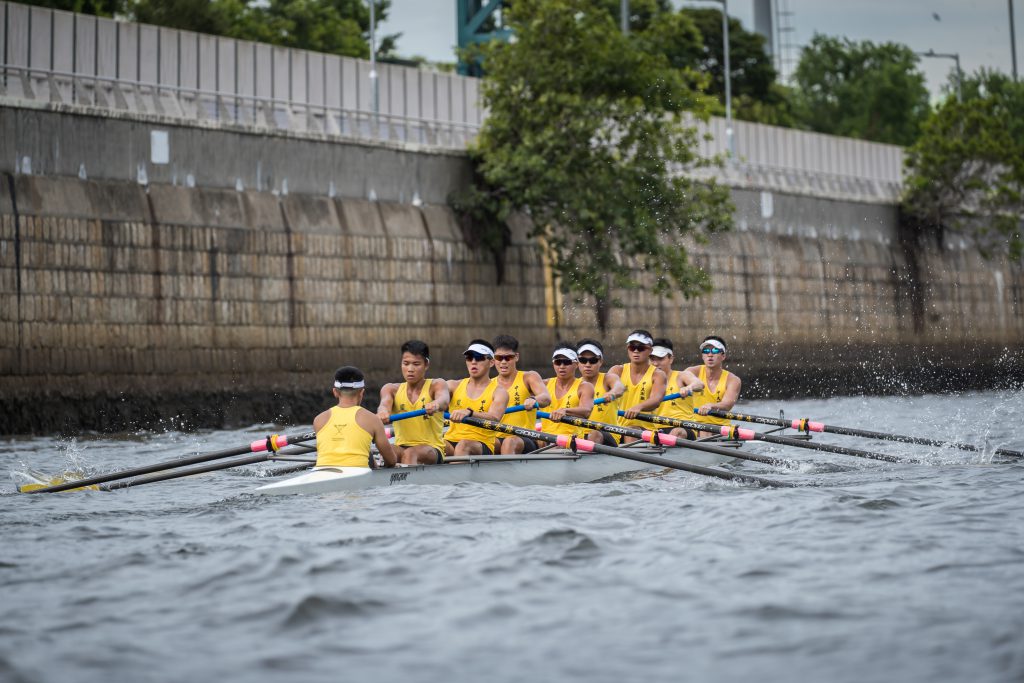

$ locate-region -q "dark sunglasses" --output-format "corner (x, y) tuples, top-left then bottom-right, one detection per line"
(464, 352), (491, 361)
(627, 344), (651, 352)
(578, 356), (601, 365)
(701, 347), (725, 355)
(552, 358), (575, 366)
(494, 354), (516, 362)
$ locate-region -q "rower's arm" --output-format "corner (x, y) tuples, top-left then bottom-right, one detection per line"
(361, 410), (397, 467)
(427, 379), (450, 414)
(312, 409), (331, 434)
(524, 371), (551, 408)
(633, 369), (667, 412)
(376, 383), (397, 423)
(567, 382), (594, 417)
(604, 371), (625, 400)
(477, 386), (509, 422)
(716, 375), (742, 411)
(678, 369), (703, 396)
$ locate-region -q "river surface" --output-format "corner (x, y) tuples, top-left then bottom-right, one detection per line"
(2, 391), (1023, 683)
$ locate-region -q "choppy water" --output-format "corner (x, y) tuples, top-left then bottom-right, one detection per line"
(2, 392), (1023, 683)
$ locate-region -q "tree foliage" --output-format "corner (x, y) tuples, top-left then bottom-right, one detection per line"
(793, 34), (930, 146)
(452, 0), (733, 331)
(903, 70), (1024, 260)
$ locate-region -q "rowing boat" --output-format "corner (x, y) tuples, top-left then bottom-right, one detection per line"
(253, 447), (737, 495)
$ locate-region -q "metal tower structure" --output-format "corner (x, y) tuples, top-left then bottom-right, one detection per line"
(457, 0), (513, 75)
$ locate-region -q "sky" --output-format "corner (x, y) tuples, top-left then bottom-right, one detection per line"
(378, 0), (1023, 99)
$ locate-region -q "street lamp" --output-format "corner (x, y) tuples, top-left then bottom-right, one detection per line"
(917, 49), (963, 103)
(684, 0), (734, 163)
(369, 0), (379, 116)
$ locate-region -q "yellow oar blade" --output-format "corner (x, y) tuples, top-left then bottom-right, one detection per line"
(13, 470), (100, 494)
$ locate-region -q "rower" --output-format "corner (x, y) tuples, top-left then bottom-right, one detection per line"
(376, 340), (450, 465)
(649, 338), (703, 441)
(539, 343), (594, 437)
(609, 329), (667, 443)
(314, 366), (398, 469)
(684, 335), (742, 435)
(575, 338), (625, 445)
(493, 334), (550, 455)
(445, 339), (510, 457)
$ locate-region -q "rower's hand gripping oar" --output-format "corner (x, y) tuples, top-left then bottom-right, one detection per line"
(456, 415), (793, 488)
(705, 409), (1024, 459)
(537, 412), (794, 468)
(625, 411), (906, 464)
(18, 432), (316, 494)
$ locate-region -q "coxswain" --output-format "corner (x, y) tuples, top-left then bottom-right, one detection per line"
(609, 329), (667, 443)
(376, 340), (450, 465)
(492, 334), (550, 454)
(684, 335), (742, 434)
(445, 339), (510, 457)
(575, 338), (625, 445)
(538, 343), (594, 437)
(649, 337), (703, 441)
(314, 366), (397, 469)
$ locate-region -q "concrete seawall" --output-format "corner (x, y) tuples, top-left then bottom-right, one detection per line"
(1, 108), (1023, 434)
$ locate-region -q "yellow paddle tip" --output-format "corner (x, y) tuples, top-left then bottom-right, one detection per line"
(15, 473), (100, 494)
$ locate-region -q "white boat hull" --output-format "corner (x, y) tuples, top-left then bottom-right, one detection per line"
(253, 448), (736, 496)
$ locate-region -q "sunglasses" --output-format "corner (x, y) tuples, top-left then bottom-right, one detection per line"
(494, 354), (516, 362)
(701, 347), (725, 355)
(578, 356), (601, 365)
(464, 352), (491, 361)
(627, 344), (651, 353)
(552, 358), (575, 366)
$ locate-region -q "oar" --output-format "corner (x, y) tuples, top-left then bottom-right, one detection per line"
(18, 432), (315, 494)
(456, 415), (793, 488)
(706, 409), (1024, 459)
(537, 412), (794, 468)
(625, 411), (907, 464)
(501, 392), (685, 415)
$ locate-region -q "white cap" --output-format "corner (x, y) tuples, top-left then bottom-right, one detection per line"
(700, 338), (727, 353)
(552, 347), (578, 362)
(650, 345), (671, 358)
(465, 343), (494, 358)
(577, 343), (603, 358)
(626, 332), (653, 346)
(334, 380), (365, 389)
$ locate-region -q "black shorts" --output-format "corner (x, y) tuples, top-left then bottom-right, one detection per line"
(446, 440), (493, 455)
(658, 426), (698, 441)
(397, 444), (445, 464)
(496, 436), (539, 453)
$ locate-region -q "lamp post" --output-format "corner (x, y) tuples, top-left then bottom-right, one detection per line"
(369, 0), (379, 116)
(1011, 0), (1019, 81)
(917, 49), (963, 102)
(684, 0), (734, 162)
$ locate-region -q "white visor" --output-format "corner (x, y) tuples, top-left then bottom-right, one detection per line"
(577, 343), (603, 358)
(552, 348), (578, 362)
(700, 338), (727, 353)
(626, 332), (653, 347)
(334, 380), (365, 389)
(650, 345), (671, 358)
(465, 343), (494, 358)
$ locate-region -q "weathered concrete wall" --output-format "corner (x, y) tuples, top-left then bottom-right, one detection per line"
(1, 107), (1023, 434)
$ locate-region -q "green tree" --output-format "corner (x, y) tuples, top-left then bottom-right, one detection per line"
(452, 0), (733, 331)
(14, 0), (127, 16)
(903, 70), (1024, 260)
(793, 34), (930, 146)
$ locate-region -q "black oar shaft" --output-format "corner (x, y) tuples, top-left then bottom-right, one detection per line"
(459, 416), (793, 488)
(22, 431), (317, 494)
(551, 414), (792, 468)
(710, 409), (1023, 459)
(630, 412), (905, 463)
(101, 453), (271, 491)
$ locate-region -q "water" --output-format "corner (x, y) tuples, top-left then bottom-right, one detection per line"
(2, 392), (1023, 683)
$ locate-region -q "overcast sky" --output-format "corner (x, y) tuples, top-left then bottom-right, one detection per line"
(378, 0), (1022, 99)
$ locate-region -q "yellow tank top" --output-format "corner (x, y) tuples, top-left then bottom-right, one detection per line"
(392, 380), (444, 450)
(540, 377), (586, 436)
(659, 370), (695, 420)
(499, 371), (535, 429)
(446, 378), (499, 450)
(588, 372), (618, 426)
(690, 365), (732, 426)
(618, 363), (661, 430)
(316, 405), (373, 468)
